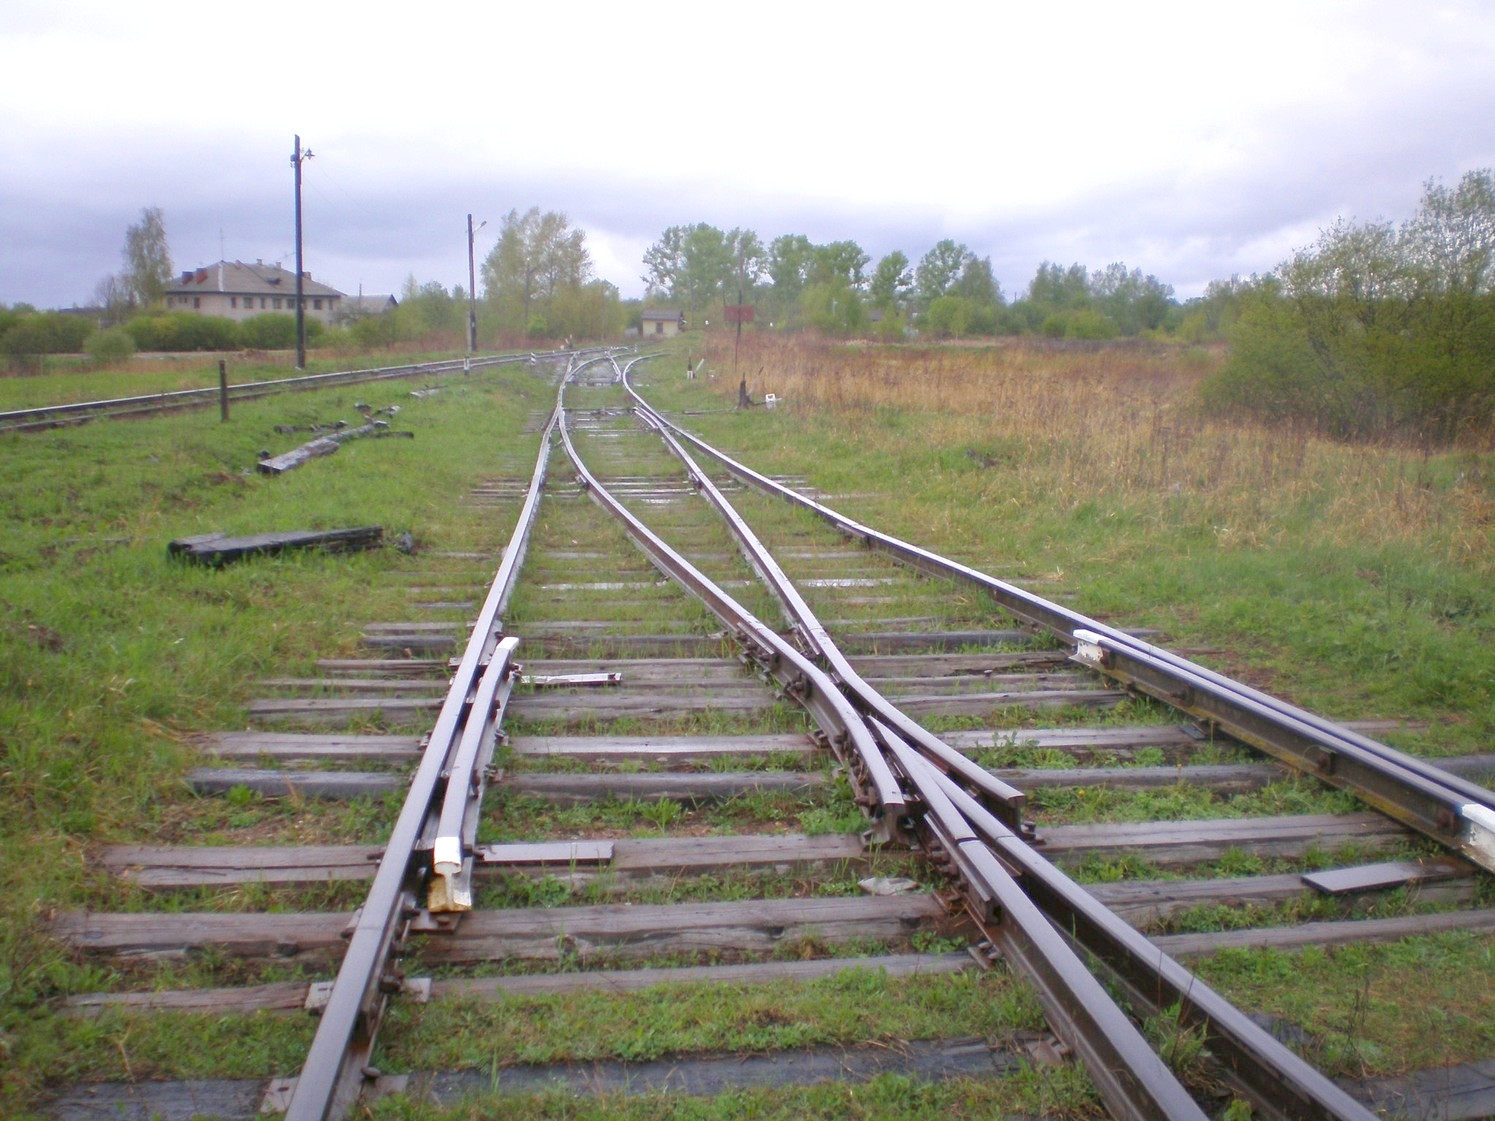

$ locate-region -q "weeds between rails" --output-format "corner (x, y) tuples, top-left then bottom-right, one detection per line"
(5, 345), (1489, 1121)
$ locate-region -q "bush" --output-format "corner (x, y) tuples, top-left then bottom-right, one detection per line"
(1203, 170), (1495, 443)
(85, 326), (136, 367)
(237, 314), (296, 349)
(124, 312), (238, 352)
(1, 312), (94, 371)
(1040, 308), (1118, 340)
(925, 295), (972, 338)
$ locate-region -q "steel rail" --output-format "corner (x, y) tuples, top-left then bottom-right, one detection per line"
(430, 403), (563, 909)
(922, 760), (1379, 1121)
(877, 726), (1211, 1121)
(595, 358), (1213, 1120)
(616, 362), (1385, 1118)
(622, 366), (1024, 831)
(619, 365), (1495, 873)
(284, 406), (560, 1121)
(0, 348), (616, 433)
(556, 359), (906, 832)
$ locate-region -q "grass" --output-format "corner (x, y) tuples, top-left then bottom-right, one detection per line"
(371, 968), (1044, 1072)
(3, 336), (1491, 1116)
(0, 356), (553, 1114)
(363, 1069), (1106, 1121)
(1192, 932), (1495, 1076)
(637, 334), (1493, 755)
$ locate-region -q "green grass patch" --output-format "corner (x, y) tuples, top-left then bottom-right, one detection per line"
(377, 967), (1042, 1070)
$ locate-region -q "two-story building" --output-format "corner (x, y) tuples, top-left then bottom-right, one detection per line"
(163, 260), (344, 323)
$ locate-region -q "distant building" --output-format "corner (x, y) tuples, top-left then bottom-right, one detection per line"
(163, 260), (344, 324)
(641, 308), (685, 337)
(337, 293), (398, 322)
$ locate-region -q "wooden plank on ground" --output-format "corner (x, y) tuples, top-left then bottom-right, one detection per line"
(103, 833), (865, 888)
(203, 731), (423, 764)
(1088, 858), (1475, 929)
(60, 953), (972, 1017)
(508, 732), (817, 763)
(1152, 908), (1495, 956)
(1038, 812), (1408, 867)
(433, 951), (972, 997)
(187, 768), (404, 798)
(890, 689), (1125, 715)
(50, 895), (949, 964)
(1349, 1058), (1495, 1121)
(506, 771), (825, 804)
(849, 652), (1070, 675)
(167, 526), (383, 565)
(101, 844), (384, 886)
(416, 894), (951, 963)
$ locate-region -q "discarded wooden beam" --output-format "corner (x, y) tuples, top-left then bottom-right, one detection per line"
(257, 421), (414, 475)
(167, 526), (383, 566)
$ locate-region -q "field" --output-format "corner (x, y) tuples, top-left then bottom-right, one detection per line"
(670, 334), (1492, 752)
(0, 335), (1491, 1118)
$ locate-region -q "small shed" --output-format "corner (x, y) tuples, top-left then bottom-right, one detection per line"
(641, 308), (686, 337)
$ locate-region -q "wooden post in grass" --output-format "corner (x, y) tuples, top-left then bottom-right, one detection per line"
(218, 360), (229, 422)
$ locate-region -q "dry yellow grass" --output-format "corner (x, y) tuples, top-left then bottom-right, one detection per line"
(702, 334), (1493, 568)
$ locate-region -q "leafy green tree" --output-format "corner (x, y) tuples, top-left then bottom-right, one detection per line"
(121, 207), (172, 308)
(1204, 168), (1495, 441)
(803, 282), (865, 335)
(1089, 263), (1175, 334)
(953, 255), (1004, 333)
(915, 239), (974, 304)
(550, 279), (624, 340)
(809, 240), (870, 290)
(642, 224), (762, 319)
(124, 312), (238, 351)
(483, 208), (593, 336)
(395, 277), (464, 341)
(870, 251), (913, 311)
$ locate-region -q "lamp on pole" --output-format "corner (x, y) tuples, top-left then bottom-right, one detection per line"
(467, 214), (486, 354)
(291, 135), (313, 370)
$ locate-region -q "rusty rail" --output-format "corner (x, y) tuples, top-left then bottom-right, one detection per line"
(617, 355), (1380, 1120)
(282, 402), (561, 1121)
(620, 360), (1495, 876)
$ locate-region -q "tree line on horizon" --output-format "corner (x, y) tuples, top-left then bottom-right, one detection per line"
(4, 170), (1490, 442)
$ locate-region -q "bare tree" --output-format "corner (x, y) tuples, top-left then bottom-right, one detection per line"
(122, 207), (172, 308)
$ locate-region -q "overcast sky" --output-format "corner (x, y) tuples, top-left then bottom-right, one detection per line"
(3, 1), (1493, 310)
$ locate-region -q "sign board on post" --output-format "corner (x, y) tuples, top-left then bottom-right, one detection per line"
(723, 305), (755, 324)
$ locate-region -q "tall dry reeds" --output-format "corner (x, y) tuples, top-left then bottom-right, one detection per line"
(701, 334), (1492, 566)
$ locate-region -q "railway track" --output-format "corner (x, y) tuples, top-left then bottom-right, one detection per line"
(43, 353), (1495, 1120)
(0, 351), (569, 434)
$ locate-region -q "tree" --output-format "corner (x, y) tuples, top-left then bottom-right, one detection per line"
(870, 251), (913, 311)
(1204, 168), (1495, 441)
(809, 240), (870, 290)
(121, 207), (172, 308)
(483, 208), (594, 336)
(1090, 262), (1175, 334)
(915, 239), (974, 304)
(640, 224), (761, 318)
(953, 255), (1004, 333)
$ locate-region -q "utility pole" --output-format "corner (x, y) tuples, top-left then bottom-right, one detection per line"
(291, 135), (313, 370)
(467, 214), (484, 354)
